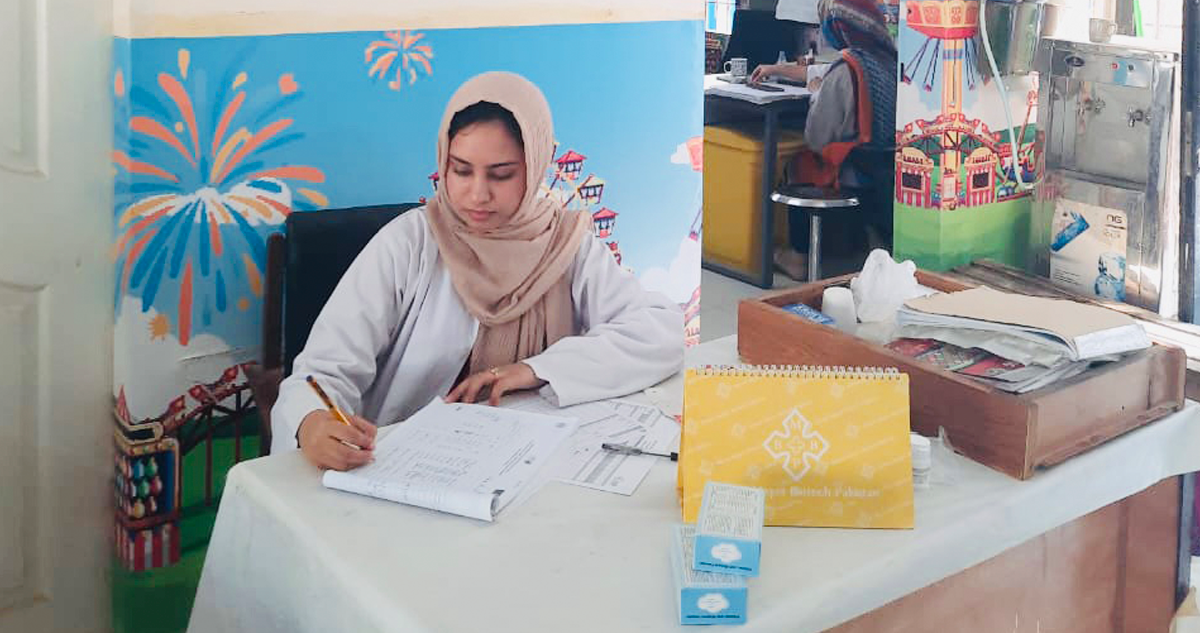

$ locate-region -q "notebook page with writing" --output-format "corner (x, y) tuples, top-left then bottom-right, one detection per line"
(322, 398), (578, 522)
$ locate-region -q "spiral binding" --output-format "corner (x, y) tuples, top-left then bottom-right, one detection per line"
(693, 364), (902, 380)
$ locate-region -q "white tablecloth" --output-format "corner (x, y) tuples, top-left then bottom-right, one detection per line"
(188, 336), (1200, 633)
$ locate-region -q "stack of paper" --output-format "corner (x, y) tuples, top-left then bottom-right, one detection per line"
(322, 399), (578, 522)
(892, 287), (1151, 392)
(703, 75), (810, 104)
(504, 394), (679, 497)
(898, 287), (1151, 364)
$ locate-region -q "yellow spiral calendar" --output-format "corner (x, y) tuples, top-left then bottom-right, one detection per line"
(679, 365), (914, 529)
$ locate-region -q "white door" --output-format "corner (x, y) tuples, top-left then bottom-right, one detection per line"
(0, 0), (113, 630)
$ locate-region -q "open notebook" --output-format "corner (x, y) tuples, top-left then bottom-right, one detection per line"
(322, 399), (578, 522)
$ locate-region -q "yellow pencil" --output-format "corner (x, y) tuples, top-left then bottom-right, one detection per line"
(306, 375), (353, 426)
(306, 375), (362, 450)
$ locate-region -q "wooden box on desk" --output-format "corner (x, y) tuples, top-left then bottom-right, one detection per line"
(737, 270), (1187, 480)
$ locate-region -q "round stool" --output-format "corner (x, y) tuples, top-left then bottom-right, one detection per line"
(770, 184), (860, 282)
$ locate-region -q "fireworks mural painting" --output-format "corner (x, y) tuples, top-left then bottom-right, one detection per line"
(110, 47), (332, 627)
(366, 30), (435, 91)
(112, 48), (327, 346)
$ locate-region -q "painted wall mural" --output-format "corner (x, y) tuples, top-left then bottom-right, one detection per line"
(110, 20), (702, 633)
(113, 47), (328, 349)
(365, 30), (435, 91)
(892, 0), (1040, 270)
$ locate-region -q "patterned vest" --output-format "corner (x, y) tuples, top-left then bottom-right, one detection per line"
(844, 47), (896, 152)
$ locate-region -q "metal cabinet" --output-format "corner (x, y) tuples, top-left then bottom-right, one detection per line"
(1032, 38), (1181, 314)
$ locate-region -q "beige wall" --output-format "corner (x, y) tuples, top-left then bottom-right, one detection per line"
(114, 0), (702, 38)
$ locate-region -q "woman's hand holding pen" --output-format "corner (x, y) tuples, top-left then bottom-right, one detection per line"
(445, 362), (545, 406)
(297, 411), (377, 471)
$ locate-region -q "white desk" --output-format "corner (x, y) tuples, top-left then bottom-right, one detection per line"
(702, 78), (812, 288)
(188, 336), (1200, 633)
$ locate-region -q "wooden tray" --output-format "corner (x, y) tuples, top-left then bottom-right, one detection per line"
(737, 270), (1187, 480)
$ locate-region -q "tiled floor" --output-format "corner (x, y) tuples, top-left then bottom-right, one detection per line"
(698, 269), (798, 342)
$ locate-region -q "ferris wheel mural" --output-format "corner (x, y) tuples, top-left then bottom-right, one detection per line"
(426, 143), (630, 269)
(541, 145), (629, 269)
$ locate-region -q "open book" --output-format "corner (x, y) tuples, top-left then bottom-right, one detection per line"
(322, 398), (578, 522)
(897, 287), (1151, 364)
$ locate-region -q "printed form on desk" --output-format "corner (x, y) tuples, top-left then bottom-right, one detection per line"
(322, 398), (578, 522)
(504, 393), (680, 496)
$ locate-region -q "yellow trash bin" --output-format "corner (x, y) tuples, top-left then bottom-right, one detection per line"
(703, 124), (807, 276)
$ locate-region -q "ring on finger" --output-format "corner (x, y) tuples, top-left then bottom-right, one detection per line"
(489, 367), (501, 378)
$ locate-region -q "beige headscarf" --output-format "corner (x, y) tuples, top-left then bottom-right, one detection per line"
(426, 72), (591, 375)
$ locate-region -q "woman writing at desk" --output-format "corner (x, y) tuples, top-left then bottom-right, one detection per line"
(750, 0), (897, 279)
(271, 72), (684, 469)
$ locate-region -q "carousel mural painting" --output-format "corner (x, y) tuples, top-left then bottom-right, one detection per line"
(892, 0), (1041, 270)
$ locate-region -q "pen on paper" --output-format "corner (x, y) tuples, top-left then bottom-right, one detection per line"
(306, 375), (364, 451)
(601, 442), (678, 461)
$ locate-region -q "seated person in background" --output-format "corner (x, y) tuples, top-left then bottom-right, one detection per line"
(752, 0), (897, 280)
(271, 71), (684, 470)
(776, 0), (830, 61)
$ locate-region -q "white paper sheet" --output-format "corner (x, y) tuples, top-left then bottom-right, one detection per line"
(322, 399), (578, 521)
(504, 394), (680, 496)
(704, 74), (811, 104)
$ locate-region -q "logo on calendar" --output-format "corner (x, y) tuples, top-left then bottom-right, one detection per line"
(763, 409), (829, 482)
(697, 593), (730, 614)
(711, 543), (742, 564)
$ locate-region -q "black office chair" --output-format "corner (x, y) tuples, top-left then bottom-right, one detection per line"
(246, 203), (421, 454)
(722, 9), (804, 70)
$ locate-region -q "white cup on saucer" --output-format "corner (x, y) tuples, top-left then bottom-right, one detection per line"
(723, 57), (748, 82)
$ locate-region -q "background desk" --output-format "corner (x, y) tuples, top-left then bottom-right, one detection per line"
(704, 77), (810, 289)
(188, 336), (1200, 633)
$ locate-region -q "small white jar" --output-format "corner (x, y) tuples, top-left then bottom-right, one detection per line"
(911, 433), (932, 489)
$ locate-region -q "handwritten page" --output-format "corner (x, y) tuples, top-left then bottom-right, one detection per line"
(505, 394), (680, 496)
(322, 399), (578, 522)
